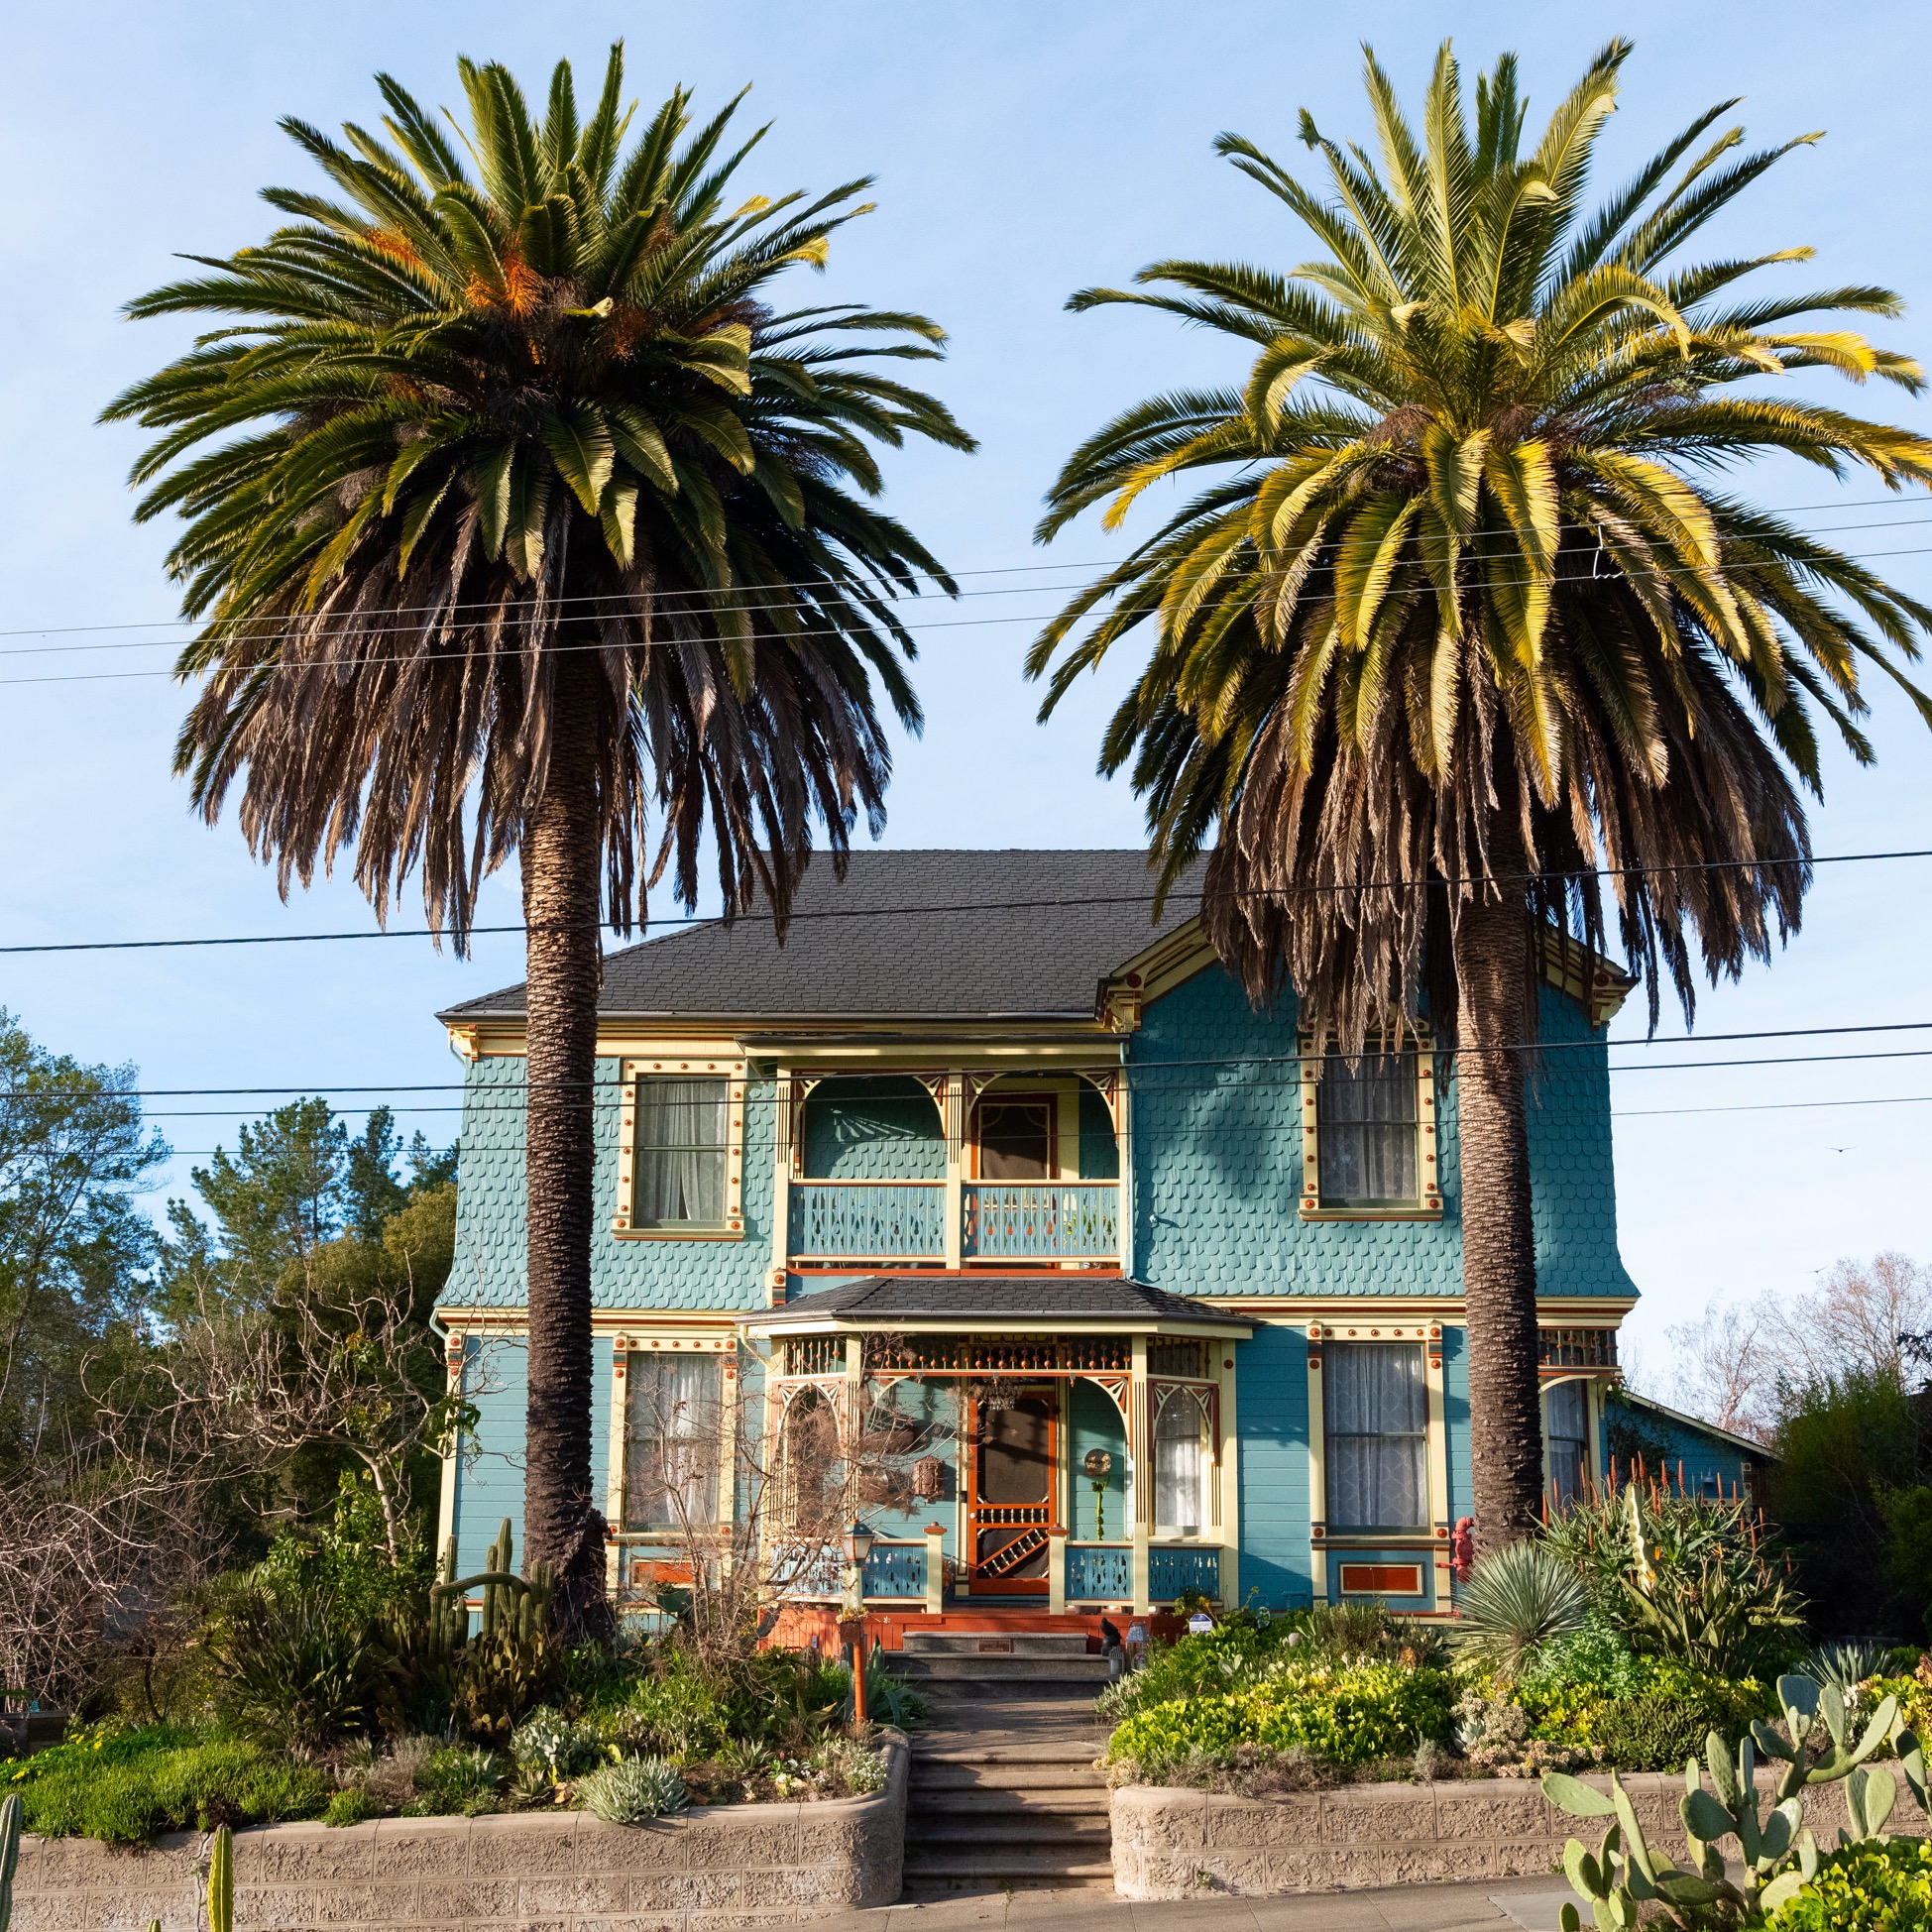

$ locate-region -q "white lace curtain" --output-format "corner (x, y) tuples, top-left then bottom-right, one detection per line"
(1544, 1379), (1590, 1509)
(1154, 1390), (1208, 1535)
(1324, 1343), (1427, 1530)
(624, 1355), (723, 1530)
(1316, 1052), (1419, 1203)
(635, 1077), (728, 1225)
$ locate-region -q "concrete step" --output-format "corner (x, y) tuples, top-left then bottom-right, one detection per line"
(902, 1631), (1096, 1657)
(911, 1816), (1114, 1850)
(913, 1738), (1102, 1764)
(912, 1762), (1107, 1792)
(901, 1851), (1116, 1885)
(907, 1786), (1110, 1815)
(895, 1653), (1113, 1682)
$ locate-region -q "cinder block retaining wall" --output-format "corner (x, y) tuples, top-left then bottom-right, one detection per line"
(12, 1734), (907, 1931)
(1111, 1770), (1930, 1899)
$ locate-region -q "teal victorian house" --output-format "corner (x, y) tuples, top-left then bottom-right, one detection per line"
(433, 850), (1639, 1627)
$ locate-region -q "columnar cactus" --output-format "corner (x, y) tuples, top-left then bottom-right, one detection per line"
(206, 1823), (232, 1932)
(0, 1792), (21, 1932)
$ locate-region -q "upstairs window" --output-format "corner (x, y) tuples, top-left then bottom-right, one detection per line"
(633, 1077), (729, 1226)
(1316, 1049), (1420, 1206)
(1301, 1034), (1437, 1217)
(624, 1353), (724, 1530)
(1324, 1343), (1428, 1531)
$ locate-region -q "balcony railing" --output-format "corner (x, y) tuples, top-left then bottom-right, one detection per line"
(1149, 1544), (1220, 1603)
(785, 1179), (1121, 1266)
(963, 1183), (1120, 1261)
(788, 1180), (946, 1263)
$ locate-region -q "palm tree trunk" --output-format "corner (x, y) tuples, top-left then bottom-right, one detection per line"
(520, 659), (613, 1641)
(1452, 831), (1546, 1552)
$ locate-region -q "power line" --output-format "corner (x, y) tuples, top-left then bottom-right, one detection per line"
(4, 846), (1929, 957)
(9, 488), (1929, 645)
(21, 1017), (1932, 1105)
(14, 526), (1932, 689)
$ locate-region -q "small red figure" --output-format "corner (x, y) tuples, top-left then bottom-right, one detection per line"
(1451, 1516), (1475, 1584)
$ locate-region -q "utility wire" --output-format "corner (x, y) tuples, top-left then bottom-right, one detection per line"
(14, 527), (1932, 688)
(4, 847), (1929, 957)
(20, 1017), (1932, 1104)
(8, 487), (1928, 643)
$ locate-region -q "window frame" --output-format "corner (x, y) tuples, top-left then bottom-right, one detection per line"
(1150, 1382), (1215, 1539)
(621, 1348), (728, 1533)
(1321, 1340), (1431, 1534)
(1298, 1030), (1441, 1220)
(1542, 1375), (1592, 1511)
(613, 1057), (746, 1240)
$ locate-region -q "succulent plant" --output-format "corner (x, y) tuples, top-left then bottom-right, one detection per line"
(206, 1823), (233, 1932)
(576, 1757), (689, 1824)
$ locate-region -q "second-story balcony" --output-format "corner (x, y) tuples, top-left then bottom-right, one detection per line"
(781, 1069), (1124, 1271)
(788, 1178), (1121, 1266)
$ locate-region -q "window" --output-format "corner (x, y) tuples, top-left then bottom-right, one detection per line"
(624, 1354), (723, 1530)
(974, 1099), (1055, 1180)
(1154, 1390), (1210, 1536)
(1316, 1050), (1420, 1205)
(1543, 1380), (1590, 1510)
(1324, 1343), (1428, 1531)
(633, 1077), (728, 1226)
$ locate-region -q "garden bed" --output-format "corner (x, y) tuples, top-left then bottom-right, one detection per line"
(10, 1729), (908, 1931)
(1110, 1769), (1931, 1899)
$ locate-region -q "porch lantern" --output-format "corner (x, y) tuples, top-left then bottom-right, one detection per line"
(841, 1520), (876, 1726)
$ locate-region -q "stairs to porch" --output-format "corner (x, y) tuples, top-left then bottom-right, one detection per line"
(894, 1630), (1116, 1894)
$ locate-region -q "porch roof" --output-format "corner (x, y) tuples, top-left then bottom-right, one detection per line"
(741, 1273), (1256, 1335)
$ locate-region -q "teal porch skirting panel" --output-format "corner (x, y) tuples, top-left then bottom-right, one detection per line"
(1065, 1543), (1133, 1601)
(863, 1542), (927, 1600)
(1149, 1545), (1219, 1601)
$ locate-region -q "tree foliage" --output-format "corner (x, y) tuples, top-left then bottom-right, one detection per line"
(103, 42), (974, 945)
(1027, 37), (1932, 1042)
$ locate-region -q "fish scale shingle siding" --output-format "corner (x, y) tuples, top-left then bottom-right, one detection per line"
(1129, 963), (1636, 1301)
(448, 1055), (777, 1310)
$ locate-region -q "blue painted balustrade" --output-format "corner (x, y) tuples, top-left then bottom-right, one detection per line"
(962, 1183), (1120, 1260)
(788, 1181), (946, 1261)
(1148, 1545), (1220, 1602)
(862, 1542), (928, 1600)
(1064, 1542), (1133, 1602)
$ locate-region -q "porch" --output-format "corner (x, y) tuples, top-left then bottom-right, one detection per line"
(767, 1064), (1126, 1272)
(741, 1275), (1254, 1617)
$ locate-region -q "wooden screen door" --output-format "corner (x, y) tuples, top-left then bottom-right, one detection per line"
(966, 1386), (1060, 1594)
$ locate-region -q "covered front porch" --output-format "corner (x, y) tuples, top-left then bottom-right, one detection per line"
(742, 1276), (1254, 1618)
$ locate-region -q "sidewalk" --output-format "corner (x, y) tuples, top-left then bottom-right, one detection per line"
(810, 1877), (1578, 1932)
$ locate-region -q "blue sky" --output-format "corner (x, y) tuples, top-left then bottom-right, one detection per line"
(3, 0), (1929, 1358)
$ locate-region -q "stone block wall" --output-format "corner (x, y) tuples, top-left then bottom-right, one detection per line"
(11, 1735), (906, 1931)
(1111, 1771), (1930, 1899)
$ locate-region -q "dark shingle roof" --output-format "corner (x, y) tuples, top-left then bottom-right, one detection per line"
(441, 850), (1199, 1023)
(740, 1275), (1253, 1328)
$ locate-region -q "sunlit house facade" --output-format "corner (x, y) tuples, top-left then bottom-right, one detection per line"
(433, 851), (1639, 1623)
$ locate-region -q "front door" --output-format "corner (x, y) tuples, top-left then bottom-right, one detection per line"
(966, 1386), (1060, 1595)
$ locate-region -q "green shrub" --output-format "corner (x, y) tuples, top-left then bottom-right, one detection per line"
(12, 1738), (327, 1843)
(420, 1746), (504, 1814)
(1591, 1692), (1728, 1771)
(323, 1787), (375, 1828)
(1768, 1834), (1932, 1930)
(1107, 1659), (1454, 1776)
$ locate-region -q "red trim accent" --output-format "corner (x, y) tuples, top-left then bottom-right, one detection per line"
(1339, 1561), (1424, 1596)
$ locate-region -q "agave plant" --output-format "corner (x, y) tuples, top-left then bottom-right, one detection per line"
(1452, 1538), (1589, 1678)
(1795, 1640), (1891, 1692)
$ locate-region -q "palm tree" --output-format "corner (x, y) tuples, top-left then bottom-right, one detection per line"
(107, 47), (973, 1631)
(1027, 39), (1932, 1549)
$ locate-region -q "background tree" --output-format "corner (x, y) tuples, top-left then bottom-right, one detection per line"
(0, 1008), (169, 1471)
(1028, 40), (1932, 1546)
(107, 46), (971, 1631)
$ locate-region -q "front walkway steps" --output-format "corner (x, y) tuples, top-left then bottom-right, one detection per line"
(893, 1631), (1115, 1896)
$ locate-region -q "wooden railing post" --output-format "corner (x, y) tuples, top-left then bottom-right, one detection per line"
(1048, 1531), (1068, 1616)
(923, 1522), (947, 1616)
